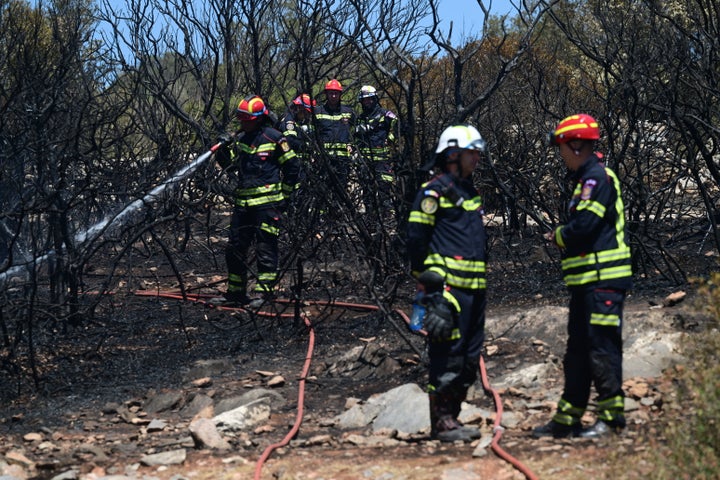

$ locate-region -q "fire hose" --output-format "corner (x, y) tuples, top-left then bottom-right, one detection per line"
(134, 289), (538, 480)
(0, 138), (232, 290)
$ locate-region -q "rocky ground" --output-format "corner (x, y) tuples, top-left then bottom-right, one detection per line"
(0, 276), (705, 480)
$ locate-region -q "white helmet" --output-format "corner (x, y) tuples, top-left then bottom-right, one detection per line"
(435, 124), (487, 154)
(358, 85), (378, 101)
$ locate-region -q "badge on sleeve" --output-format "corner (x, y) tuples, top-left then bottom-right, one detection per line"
(279, 139), (290, 152)
(420, 196), (438, 214)
(581, 179), (597, 200)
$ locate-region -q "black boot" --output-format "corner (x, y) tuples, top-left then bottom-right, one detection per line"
(579, 420), (624, 439)
(208, 291), (251, 307)
(429, 393), (481, 442)
(532, 420), (582, 439)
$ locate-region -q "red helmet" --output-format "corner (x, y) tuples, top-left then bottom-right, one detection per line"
(324, 79), (343, 92)
(292, 93), (316, 112)
(236, 95), (268, 121)
(548, 114), (600, 145)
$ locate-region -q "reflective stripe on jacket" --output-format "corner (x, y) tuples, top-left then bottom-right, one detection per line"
(277, 110), (314, 161)
(314, 103), (355, 158)
(217, 125), (300, 208)
(407, 173), (487, 291)
(556, 154), (632, 289)
(356, 105), (398, 162)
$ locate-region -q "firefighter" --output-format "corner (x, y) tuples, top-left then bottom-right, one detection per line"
(276, 93), (316, 219)
(277, 93), (316, 163)
(354, 85), (399, 219)
(406, 124), (489, 442)
(532, 113), (632, 439)
(314, 79), (356, 190)
(213, 95), (301, 307)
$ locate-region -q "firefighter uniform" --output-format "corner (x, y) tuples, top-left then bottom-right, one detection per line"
(407, 169), (487, 440)
(216, 124), (300, 298)
(278, 110), (314, 161)
(314, 101), (355, 187)
(355, 101), (399, 214)
(277, 94), (316, 163)
(550, 152), (632, 431)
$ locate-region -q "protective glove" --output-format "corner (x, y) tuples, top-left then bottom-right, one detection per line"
(423, 292), (457, 340)
(217, 132), (233, 145)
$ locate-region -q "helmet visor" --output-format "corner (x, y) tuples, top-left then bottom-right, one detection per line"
(466, 138), (487, 153)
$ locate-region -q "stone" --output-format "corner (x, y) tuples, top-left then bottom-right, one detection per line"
(189, 418), (230, 450)
(140, 449), (187, 466)
(144, 391), (183, 414)
(213, 399), (271, 432)
(663, 291), (686, 307)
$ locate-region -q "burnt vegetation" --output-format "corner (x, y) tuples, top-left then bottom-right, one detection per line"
(0, 0), (718, 405)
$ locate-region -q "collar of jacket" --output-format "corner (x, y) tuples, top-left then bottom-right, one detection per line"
(572, 153), (602, 180)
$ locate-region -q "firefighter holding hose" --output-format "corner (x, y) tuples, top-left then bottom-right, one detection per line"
(212, 95), (301, 308)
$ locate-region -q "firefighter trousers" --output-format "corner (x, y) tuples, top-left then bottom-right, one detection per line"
(559, 286), (625, 423)
(226, 205), (282, 294)
(428, 287), (486, 398)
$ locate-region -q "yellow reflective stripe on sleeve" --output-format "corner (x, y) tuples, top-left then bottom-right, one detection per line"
(281, 183), (297, 194)
(607, 168), (628, 249)
(238, 143), (276, 154)
(442, 290), (460, 312)
(555, 226), (566, 248)
(409, 211), (435, 226)
(438, 196), (483, 210)
(577, 199), (606, 217)
(278, 150), (297, 165)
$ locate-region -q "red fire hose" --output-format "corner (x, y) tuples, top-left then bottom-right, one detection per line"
(134, 290), (538, 479)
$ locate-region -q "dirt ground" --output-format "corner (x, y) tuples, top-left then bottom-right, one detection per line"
(0, 282), (698, 480)
(0, 222), (713, 480)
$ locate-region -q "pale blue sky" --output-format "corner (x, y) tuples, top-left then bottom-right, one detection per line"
(437, 0), (516, 40)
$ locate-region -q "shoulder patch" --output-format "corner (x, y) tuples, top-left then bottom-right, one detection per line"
(285, 122), (296, 131)
(581, 178), (597, 200)
(420, 196), (439, 214)
(279, 139), (291, 153)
